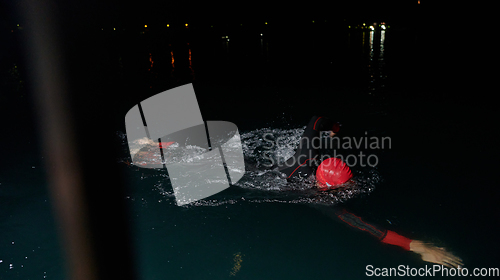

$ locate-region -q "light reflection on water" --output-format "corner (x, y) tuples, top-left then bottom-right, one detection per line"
(368, 29), (386, 95)
(130, 27), (390, 90)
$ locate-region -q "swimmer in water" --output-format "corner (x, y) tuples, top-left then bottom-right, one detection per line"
(127, 116), (463, 268)
(273, 115), (463, 268)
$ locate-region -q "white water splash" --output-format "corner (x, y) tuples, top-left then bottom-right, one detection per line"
(117, 126), (381, 207)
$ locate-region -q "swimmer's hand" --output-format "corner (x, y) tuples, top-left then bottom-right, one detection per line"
(409, 240), (463, 268)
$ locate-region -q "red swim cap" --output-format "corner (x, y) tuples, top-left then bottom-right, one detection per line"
(316, 157), (352, 190)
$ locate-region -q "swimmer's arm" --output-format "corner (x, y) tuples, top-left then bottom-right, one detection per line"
(376, 227), (463, 268)
(380, 228), (463, 268)
(409, 240), (463, 268)
(315, 206), (463, 268)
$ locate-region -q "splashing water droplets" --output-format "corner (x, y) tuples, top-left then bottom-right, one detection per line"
(119, 126), (381, 207)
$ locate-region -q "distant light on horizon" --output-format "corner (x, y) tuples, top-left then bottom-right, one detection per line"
(144, 25), (147, 28)
(167, 24), (170, 27)
(185, 23), (188, 27)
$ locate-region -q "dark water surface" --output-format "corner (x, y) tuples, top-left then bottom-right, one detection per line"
(1, 18), (499, 279)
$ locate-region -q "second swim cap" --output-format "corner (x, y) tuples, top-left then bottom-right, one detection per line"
(316, 157), (352, 190)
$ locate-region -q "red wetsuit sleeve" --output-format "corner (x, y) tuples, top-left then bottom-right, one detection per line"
(381, 230), (412, 251)
(333, 208), (412, 251)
